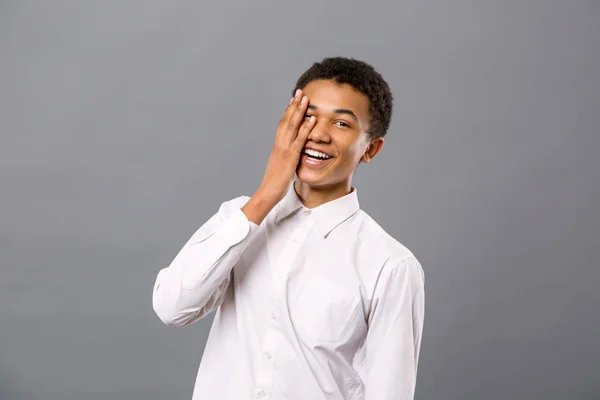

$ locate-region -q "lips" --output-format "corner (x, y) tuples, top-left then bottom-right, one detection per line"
(300, 152), (333, 168)
(303, 147), (333, 159)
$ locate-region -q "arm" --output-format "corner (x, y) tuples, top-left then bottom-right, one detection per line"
(152, 88), (316, 328)
(363, 256), (425, 399)
(152, 196), (259, 328)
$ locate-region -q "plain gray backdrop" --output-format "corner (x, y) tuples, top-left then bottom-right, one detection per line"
(1, 1), (599, 399)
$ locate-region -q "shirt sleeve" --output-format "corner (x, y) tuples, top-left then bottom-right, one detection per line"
(152, 196), (259, 328)
(363, 256), (425, 400)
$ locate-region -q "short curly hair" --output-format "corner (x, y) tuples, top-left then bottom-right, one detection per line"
(293, 57), (393, 139)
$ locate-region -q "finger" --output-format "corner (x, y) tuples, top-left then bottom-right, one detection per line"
(287, 95), (309, 135)
(275, 90), (303, 142)
(292, 115), (316, 150)
(282, 89), (303, 120)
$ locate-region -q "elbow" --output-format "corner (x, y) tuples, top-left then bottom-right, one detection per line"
(153, 304), (185, 328)
(153, 297), (197, 328)
(159, 316), (193, 328)
(152, 287), (197, 328)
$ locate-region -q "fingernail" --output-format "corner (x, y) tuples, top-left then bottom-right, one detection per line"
(295, 89), (302, 98)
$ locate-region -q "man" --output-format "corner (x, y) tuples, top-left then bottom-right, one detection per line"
(152, 57), (425, 400)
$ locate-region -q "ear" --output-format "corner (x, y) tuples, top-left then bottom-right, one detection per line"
(360, 137), (385, 163)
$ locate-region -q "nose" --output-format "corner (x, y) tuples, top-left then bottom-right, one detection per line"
(307, 119), (331, 143)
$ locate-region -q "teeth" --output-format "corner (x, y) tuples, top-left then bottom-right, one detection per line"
(304, 148), (331, 159)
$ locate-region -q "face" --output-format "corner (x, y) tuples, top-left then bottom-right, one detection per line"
(296, 79), (384, 191)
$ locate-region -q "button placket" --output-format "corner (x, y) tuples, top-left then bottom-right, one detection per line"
(273, 220), (312, 283)
(255, 291), (280, 395)
(255, 217), (313, 398)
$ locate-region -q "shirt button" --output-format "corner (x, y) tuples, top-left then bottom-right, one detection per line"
(302, 210), (311, 216)
(270, 312), (277, 320)
(256, 390), (266, 398)
(264, 352), (272, 359)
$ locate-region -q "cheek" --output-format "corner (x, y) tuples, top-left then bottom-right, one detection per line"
(343, 140), (367, 161)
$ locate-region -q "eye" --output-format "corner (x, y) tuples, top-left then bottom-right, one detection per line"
(335, 121), (351, 128)
(304, 114), (313, 119)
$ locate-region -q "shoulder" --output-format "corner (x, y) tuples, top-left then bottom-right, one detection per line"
(355, 209), (416, 260)
(356, 209), (424, 279)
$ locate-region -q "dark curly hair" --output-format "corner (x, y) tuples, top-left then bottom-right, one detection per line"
(293, 57), (393, 139)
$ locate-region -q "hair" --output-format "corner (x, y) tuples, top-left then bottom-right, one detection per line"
(293, 57), (393, 139)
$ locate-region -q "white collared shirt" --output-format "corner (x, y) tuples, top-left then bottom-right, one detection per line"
(152, 183), (425, 400)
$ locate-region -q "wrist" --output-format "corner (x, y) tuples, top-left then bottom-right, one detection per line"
(242, 189), (281, 225)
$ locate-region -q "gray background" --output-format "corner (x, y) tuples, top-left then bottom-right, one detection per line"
(1, 1), (598, 399)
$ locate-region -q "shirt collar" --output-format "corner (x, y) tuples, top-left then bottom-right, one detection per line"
(275, 181), (361, 238)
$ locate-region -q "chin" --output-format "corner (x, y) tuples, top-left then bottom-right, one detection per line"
(295, 168), (329, 186)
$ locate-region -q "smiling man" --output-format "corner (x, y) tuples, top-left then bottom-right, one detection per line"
(152, 57), (425, 400)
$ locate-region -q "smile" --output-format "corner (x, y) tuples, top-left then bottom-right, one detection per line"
(303, 148), (332, 160)
(301, 149), (334, 168)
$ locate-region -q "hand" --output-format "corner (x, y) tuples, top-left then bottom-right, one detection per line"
(242, 89), (316, 224)
(259, 89), (316, 198)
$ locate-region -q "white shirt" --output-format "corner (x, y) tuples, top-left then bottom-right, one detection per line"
(152, 183), (425, 400)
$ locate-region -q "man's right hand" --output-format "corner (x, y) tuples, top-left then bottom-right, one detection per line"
(242, 89), (316, 225)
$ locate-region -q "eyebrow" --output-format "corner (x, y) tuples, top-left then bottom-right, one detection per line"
(306, 104), (359, 123)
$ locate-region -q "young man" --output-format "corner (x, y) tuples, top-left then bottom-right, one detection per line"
(152, 57), (425, 400)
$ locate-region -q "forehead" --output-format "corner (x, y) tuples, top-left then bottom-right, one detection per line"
(302, 80), (370, 122)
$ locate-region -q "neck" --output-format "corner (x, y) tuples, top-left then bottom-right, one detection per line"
(293, 179), (352, 209)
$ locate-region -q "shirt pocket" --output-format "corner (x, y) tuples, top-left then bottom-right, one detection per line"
(293, 277), (361, 343)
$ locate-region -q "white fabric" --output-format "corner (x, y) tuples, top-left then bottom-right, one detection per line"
(153, 182), (425, 400)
